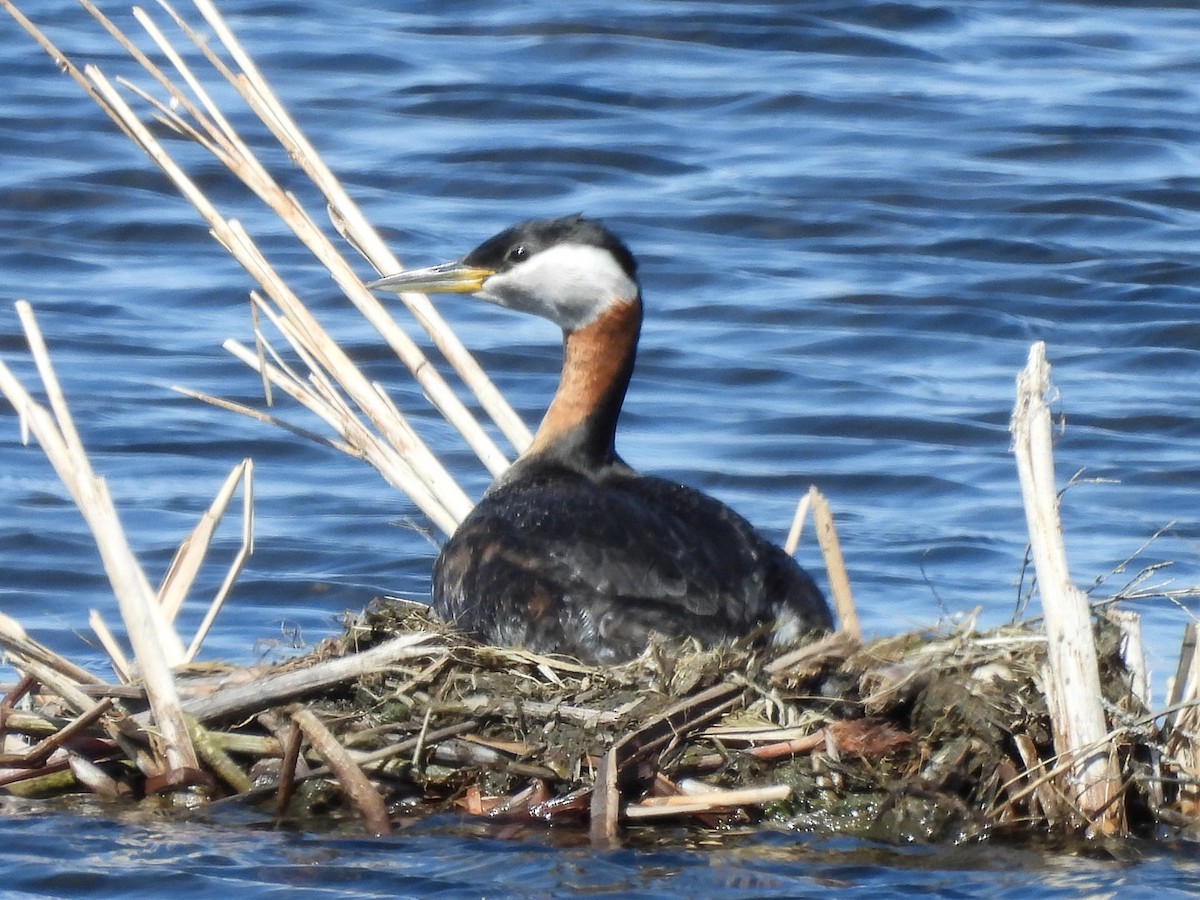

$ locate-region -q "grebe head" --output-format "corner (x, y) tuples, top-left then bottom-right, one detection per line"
(368, 215), (640, 332)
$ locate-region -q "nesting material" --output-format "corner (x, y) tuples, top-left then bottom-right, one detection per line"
(0, 596), (1191, 843)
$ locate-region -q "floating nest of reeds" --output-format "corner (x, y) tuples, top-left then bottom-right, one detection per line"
(3, 596), (1188, 843)
(295, 600), (1160, 841)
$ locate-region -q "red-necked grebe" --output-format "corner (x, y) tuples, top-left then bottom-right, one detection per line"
(369, 215), (832, 663)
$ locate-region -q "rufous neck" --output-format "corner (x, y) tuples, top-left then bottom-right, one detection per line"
(525, 297), (641, 470)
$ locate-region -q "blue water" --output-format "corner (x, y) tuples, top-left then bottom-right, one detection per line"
(2, 0), (1200, 895)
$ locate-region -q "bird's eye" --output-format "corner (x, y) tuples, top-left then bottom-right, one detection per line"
(506, 244), (529, 264)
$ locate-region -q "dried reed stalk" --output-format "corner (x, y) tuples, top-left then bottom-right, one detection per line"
(179, 0), (532, 454)
(808, 486), (861, 639)
(624, 783), (791, 819)
(783, 490), (812, 556)
(292, 707), (391, 835)
(178, 460), (254, 663)
(0, 303), (198, 776)
(1011, 341), (1122, 834)
(1, 0), (535, 537)
(172, 632), (440, 725)
(1165, 623), (1200, 818)
(0, 304), (268, 786)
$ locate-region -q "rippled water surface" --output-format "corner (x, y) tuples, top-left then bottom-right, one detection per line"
(2, 0), (1200, 895)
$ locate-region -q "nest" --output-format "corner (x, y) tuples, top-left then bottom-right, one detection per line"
(4, 597), (1180, 844)
(296, 600), (1158, 841)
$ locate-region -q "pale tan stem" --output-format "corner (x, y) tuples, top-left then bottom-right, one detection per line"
(185, 0), (532, 454)
(158, 460), (250, 624)
(185, 460), (255, 662)
(1010, 341), (1121, 834)
(0, 304), (197, 774)
(808, 486), (860, 640)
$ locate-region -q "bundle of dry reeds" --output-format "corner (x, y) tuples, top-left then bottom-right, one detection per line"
(0, 582), (1186, 842)
(1, 0), (1198, 843)
(4, 0), (532, 537)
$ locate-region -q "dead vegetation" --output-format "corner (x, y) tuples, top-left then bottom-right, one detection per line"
(0, 595), (1188, 844)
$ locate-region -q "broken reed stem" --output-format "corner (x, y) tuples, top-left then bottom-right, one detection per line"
(1165, 623), (1200, 817)
(274, 719), (304, 819)
(590, 747), (621, 845)
(158, 458), (252, 625)
(185, 0), (533, 454)
(784, 490), (811, 557)
(292, 707), (391, 836)
(184, 459), (254, 664)
(1, 0), (477, 533)
(0, 303), (199, 777)
(170, 632), (440, 726)
(624, 783), (791, 819)
(1109, 609), (1150, 709)
(2, 0), (534, 537)
(1167, 622), (1198, 722)
(7, 303), (180, 661)
(1010, 341), (1121, 834)
(808, 486), (861, 640)
(0, 306), (263, 778)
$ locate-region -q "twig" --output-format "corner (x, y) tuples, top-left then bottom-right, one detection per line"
(624, 783), (790, 818)
(275, 718), (303, 819)
(0, 699), (114, 768)
(171, 385), (350, 454)
(169, 632), (441, 725)
(232, 719), (481, 809)
(292, 708), (391, 836)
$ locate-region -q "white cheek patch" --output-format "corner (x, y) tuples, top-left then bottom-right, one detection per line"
(478, 243), (638, 331)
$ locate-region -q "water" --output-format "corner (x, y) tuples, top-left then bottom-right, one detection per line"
(0, 800), (1194, 899)
(2, 0), (1199, 894)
